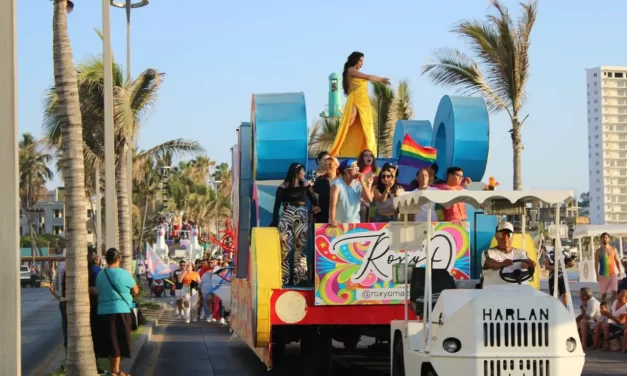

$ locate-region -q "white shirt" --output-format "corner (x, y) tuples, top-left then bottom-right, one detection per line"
(609, 300), (627, 325)
(583, 297), (602, 322)
(413, 187), (438, 222)
(481, 247), (532, 287)
(53, 261), (66, 302)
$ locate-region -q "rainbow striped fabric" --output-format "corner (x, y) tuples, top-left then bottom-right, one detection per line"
(397, 133), (438, 189)
(398, 133), (437, 168)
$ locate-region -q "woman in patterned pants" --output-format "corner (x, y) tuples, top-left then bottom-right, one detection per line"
(271, 163), (321, 286)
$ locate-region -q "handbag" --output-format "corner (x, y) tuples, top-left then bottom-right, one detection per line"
(104, 269), (145, 331)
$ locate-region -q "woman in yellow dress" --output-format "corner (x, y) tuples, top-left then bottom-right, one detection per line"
(329, 51), (391, 158)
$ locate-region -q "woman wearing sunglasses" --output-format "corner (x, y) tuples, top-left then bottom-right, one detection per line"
(372, 165), (404, 222)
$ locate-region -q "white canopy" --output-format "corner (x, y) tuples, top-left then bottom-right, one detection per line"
(572, 224), (627, 240)
(393, 190), (574, 214)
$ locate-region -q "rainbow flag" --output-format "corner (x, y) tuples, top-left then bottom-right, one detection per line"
(397, 133), (437, 189)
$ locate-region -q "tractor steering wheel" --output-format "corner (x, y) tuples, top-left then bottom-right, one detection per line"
(499, 259), (535, 285)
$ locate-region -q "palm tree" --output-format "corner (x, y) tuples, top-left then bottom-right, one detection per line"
(370, 82), (393, 156)
(19, 133), (54, 209)
(308, 117), (341, 155)
(50, 1), (97, 374)
(381, 80), (413, 157)
(43, 53), (204, 272)
(133, 159), (160, 251)
(422, 0), (537, 189)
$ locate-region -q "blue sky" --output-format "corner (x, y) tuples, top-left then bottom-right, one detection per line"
(16, 0), (627, 195)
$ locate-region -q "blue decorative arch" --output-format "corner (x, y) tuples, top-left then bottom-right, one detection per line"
(432, 96), (490, 182)
(391, 120), (433, 159)
(252, 93), (308, 180)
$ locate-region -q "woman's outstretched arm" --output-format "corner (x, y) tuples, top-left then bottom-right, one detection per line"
(347, 67), (390, 85)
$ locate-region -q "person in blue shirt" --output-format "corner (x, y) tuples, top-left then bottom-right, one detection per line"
(96, 248), (138, 376)
(329, 158), (374, 225)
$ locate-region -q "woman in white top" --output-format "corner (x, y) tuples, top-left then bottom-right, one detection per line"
(372, 165), (404, 222)
(413, 168), (437, 222)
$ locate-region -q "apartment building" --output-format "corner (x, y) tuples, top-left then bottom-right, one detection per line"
(20, 187), (97, 244)
(586, 66), (627, 224)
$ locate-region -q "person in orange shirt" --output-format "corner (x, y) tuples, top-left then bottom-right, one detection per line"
(177, 262), (201, 323)
(432, 166), (472, 222)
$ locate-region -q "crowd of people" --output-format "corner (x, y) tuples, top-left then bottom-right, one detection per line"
(168, 257), (231, 325)
(274, 147), (471, 287)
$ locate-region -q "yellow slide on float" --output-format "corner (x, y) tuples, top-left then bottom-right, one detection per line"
(250, 227), (283, 347)
(489, 233), (540, 290)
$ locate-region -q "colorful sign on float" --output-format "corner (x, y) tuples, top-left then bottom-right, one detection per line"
(314, 222), (471, 306)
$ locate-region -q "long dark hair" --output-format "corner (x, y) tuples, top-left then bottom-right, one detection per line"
(283, 162), (305, 188)
(357, 149), (377, 172)
(376, 166), (401, 196)
(342, 51), (364, 96)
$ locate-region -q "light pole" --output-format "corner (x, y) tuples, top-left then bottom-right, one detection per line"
(103, 0), (117, 250)
(0, 0), (20, 374)
(110, 0), (149, 253)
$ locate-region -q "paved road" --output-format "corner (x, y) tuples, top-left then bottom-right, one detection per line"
(21, 287), (63, 376)
(131, 296), (384, 376)
(131, 293), (624, 376)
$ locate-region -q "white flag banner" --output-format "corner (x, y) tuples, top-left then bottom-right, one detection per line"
(146, 243), (171, 280)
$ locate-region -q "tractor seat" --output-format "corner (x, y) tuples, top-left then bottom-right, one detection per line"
(409, 268), (456, 320)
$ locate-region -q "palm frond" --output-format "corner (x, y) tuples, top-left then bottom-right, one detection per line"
(422, 48), (508, 113)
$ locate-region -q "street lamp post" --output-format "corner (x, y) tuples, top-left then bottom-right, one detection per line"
(103, 0), (117, 249)
(111, 0), (149, 253)
(0, 0), (20, 374)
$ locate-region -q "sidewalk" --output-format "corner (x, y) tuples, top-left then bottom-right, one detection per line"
(130, 308), (268, 376)
(42, 299), (166, 375)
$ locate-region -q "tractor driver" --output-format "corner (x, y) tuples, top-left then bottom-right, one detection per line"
(481, 222), (536, 287)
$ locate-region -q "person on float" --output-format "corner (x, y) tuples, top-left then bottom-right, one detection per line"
(307, 151), (330, 181)
(357, 149), (378, 222)
(313, 157), (339, 224)
(328, 51), (391, 158)
(270, 162), (321, 286)
(372, 165), (404, 222)
(329, 159), (374, 226)
(432, 166), (472, 222)
(481, 222), (536, 287)
(412, 168), (437, 222)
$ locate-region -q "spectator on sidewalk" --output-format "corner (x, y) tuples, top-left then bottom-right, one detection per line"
(96, 248), (139, 376)
(49, 257), (67, 350)
(595, 232), (622, 303)
(88, 253), (106, 374)
(576, 287), (602, 349)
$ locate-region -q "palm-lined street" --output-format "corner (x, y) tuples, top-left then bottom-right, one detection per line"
(1, 0), (627, 375)
(20, 289), (63, 376)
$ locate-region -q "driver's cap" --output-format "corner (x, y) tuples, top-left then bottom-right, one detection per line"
(496, 222), (514, 233)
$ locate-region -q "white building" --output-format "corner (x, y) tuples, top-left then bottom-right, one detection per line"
(20, 187), (98, 245)
(587, 66), (627, 224)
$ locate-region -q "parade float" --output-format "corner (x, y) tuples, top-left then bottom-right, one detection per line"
(228, 83), (543, 373)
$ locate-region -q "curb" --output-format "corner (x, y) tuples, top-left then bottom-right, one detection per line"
(121, 304), (167, 373)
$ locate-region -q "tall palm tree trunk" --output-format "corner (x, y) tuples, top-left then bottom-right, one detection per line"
(52, 1), (97, 375)
(116, 147), (132, 272)
(511, 119), (523, 190)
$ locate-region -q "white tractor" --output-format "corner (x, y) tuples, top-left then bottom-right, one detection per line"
(389, 190), (585, 376)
